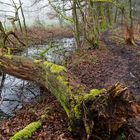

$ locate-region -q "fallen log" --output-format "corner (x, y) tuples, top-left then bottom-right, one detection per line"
(0, 55), (140, 139)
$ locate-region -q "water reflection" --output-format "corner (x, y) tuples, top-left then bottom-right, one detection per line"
(25, 38), (75, 64)
(0, 37), (75, 117)
(0, 75), (40, 117)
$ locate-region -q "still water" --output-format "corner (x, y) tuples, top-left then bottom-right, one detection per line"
(0, 38), (75, 117)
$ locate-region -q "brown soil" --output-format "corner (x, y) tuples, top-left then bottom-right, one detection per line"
(68, 30), (140, 101)
(27, 27), (73, 45)
(0, 92), (74, 140)
(5, 27), (74, 50)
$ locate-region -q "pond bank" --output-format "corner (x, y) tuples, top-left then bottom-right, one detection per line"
(14, 27), (74, 48)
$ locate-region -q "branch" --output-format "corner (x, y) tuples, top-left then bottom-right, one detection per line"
(48, 0), (74, 23)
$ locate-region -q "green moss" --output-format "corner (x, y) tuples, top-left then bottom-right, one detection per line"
(71, 89), (106, 119)
(40, 114), (48, 119)
(10, 121), (42, 140)
(59, 98), (70, 117)
(57, 75), (68, 85)
(43, 61), (66, 73)
(73, 104), (81, 118)
(3, 54), (12, 59)
(85, 125), (91, 136)
(83, 89), (106, 101)
(0, 62), (3, 66)
(46, 73), (71, 117)
(7, 47), (11, 55)
(71, 95), (83, 119)
(43, 61), (53, 67)
(34, 59), (42, 64)
(50, 65), (66, 73)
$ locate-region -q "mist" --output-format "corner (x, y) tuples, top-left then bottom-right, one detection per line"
(0, 0), (59, 27)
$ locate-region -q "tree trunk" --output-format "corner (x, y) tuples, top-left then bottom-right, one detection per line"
(0, 55), (140, 139)
(125, 27), (135, 45)
(72, 1), (81, 47)
(125, 0), (135, 45)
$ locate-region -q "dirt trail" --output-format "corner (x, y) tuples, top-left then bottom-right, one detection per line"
(102, 31), (140, 101)
(69, 30), (140, 101)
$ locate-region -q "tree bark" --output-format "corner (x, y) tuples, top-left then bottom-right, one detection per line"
(125, 0), (135, 45)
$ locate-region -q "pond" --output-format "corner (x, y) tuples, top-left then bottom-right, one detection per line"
(0, 38), (76, 118)
(23, 38), (75, 64)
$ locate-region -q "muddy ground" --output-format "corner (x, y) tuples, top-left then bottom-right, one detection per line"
(68, 30), (140, 101)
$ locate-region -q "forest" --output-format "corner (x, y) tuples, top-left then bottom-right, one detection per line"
(0, 0), (140, 140)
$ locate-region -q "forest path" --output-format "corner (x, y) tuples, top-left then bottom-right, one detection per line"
(69, 30), (140, 101)
(101, 31), (140, 101)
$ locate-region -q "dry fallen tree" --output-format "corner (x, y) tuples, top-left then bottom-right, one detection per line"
(0, 55), (140, 139)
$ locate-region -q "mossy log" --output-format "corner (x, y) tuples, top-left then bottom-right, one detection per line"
(0, 55), (140, 139)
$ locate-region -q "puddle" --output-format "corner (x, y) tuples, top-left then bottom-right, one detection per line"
(0, 38), (75, 118)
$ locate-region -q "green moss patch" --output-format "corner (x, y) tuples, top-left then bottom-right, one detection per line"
(10, 121), (42, 140)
